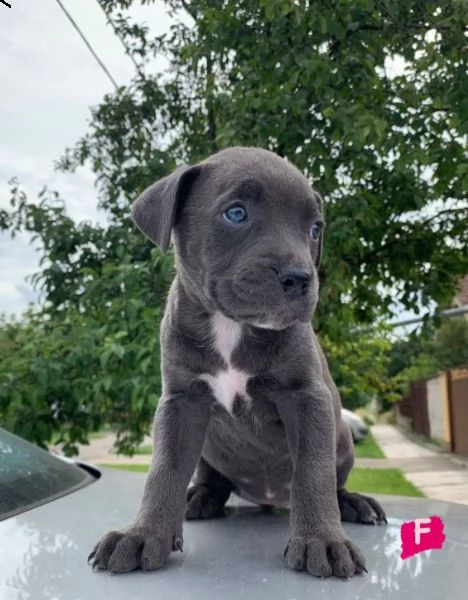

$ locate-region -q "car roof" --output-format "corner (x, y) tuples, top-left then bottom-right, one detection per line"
(1, 466), (467, 600)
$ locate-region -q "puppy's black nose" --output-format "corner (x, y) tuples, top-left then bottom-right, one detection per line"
(277, 267), (311, 297)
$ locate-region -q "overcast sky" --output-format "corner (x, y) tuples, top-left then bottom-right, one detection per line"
(0, 0), (173, 317)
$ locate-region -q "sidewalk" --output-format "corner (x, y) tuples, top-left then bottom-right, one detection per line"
(363, 425), (468, 506)
(73, 433), (153, 465)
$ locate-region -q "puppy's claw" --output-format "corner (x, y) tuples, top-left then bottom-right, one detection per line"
(173, 538), (183, 553)
(91, 558), (103, 571)
(87, 549), (97, 564)
(374, 515), (387, 526)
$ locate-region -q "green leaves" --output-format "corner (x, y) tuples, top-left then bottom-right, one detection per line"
(1, 0), (468, 451)
(388, 316), (468, 399)
(0, 178), (174, 455)
(321, 326), (394, 410)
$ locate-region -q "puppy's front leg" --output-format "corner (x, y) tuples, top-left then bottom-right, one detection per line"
(89, 391), (212, 573)
(276, 387), (366, 578)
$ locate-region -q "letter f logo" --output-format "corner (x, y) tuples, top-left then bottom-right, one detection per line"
(401, 516), (446, 559)
(414, 518), (432, 544)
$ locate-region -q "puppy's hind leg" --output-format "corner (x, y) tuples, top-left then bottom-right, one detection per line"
(186, 457), (234, 520)
(336, 421), (387, 525)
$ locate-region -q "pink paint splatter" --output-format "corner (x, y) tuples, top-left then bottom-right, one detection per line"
(400, 515), (446, 560)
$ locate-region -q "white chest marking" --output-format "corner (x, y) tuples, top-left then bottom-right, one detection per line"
(200, 312), (250, 412)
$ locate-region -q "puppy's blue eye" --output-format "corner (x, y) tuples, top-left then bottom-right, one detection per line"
(223, 205), (247, 224)
(310, 223), (322, 240)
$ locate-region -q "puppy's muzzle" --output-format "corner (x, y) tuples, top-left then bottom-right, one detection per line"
(275, 266), (311, 299)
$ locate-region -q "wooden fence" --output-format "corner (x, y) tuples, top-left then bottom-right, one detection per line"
(397, 367), (468, 456)
(448, 368), (468, 456)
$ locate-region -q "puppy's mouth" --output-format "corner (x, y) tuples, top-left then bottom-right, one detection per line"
(248, 312), (303, 330)
(210, 277), (316, 329)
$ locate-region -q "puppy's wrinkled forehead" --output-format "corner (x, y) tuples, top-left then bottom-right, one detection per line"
(200, 148), (320, 213)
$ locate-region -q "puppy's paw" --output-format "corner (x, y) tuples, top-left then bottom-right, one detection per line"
(185, 484), (227, 520)
(88, 525), (182, 573)
(284, 530), (366, 578)
(338, 489), (387, 525)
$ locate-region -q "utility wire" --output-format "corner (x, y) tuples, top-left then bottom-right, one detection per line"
(94, 0), (147, 81)
(94, 1), (161, 152)
(56, 0), (158, 151)
(54, 0), (119, 90)
(387, 306), (468, 330)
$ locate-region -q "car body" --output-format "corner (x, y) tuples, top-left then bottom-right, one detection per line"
(342, 407), (369, 442)
(1, 427), (467, 599)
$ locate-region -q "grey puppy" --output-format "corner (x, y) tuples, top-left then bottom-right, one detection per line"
(89, 147), (386, 578)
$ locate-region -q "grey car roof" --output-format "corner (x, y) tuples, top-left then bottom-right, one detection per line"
(1, 466), (467, 600)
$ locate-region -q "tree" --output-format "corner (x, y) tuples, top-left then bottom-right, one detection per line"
(392, 317), (468, 393)
(1, 0), (467, 452)
(0, 184), (175, 454)
(321, 327), (394, 410)
(432, 317), (468, 369)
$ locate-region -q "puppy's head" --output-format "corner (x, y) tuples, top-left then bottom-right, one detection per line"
(131, 147), (324, 330)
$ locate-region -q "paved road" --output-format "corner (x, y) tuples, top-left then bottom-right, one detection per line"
(74, 424), (468, 506)
(366, 425), (468, 506)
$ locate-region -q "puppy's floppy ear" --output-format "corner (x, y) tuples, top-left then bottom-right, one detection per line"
(314, 191), (325, 268)
(131, 165), (201, 251)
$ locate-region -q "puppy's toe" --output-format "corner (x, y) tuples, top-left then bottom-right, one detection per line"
(327, 541), (356, 578)
(185, 485), (227, 520)
(284, 537), (307, 571)
(140, 536), (173, 571)
(346, 540), (368, 575)
(305, 539), (332, 577)
(107, 535), (143, 573)
(90, 531), (123, 570)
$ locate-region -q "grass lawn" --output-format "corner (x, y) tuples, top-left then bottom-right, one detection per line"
(354, 432), (385, 459)
(348, 468), (423, 497)
(133, 444), (153, 455)
(100, 464), (423, 498)
(100, 463), (150, 473)
(89, 430), (108, 440)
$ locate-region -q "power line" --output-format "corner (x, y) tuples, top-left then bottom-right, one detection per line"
(357, 305), (468, 335)
(387, 305), (468, 330)
(94, 1), (160, 152)
(55, 0), (158, 151)
(54, 0), (119, 90)
(94, 0), (147, 81)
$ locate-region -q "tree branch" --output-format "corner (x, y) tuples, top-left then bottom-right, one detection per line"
(356, 207), (468, 265)
(205, 53), (218, 153)
(179, 0), (197, 21)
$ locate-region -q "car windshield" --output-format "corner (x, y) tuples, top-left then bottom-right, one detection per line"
(0, 428), (95, 521)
